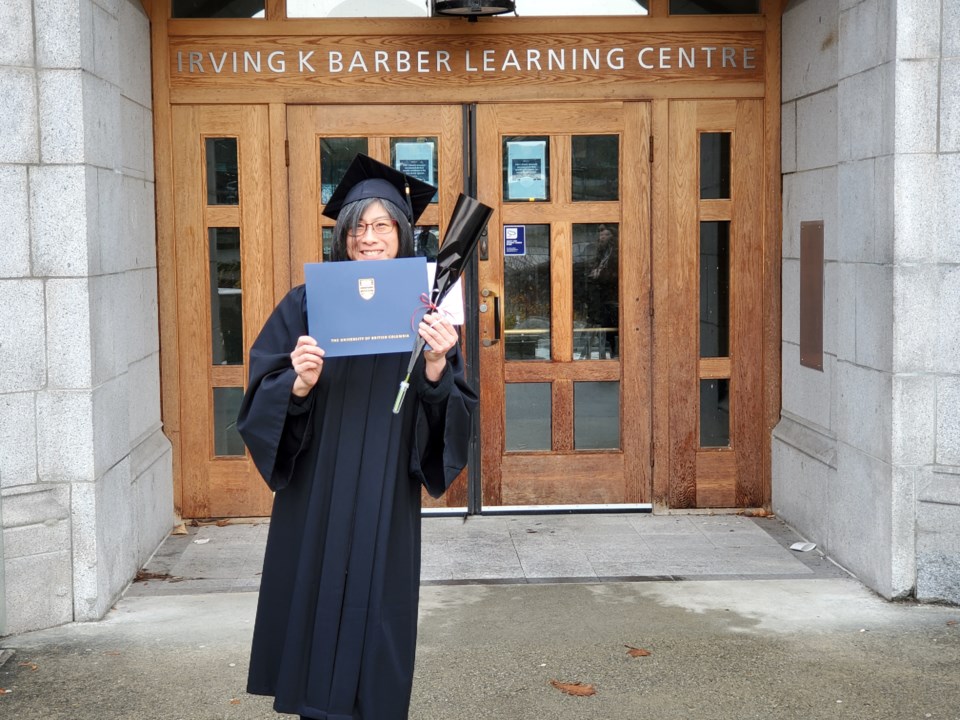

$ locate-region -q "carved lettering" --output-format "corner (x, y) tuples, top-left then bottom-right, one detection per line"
(268, 51), (285, 73)
(243, 51), (260, 73)
(348, 51), (368, 72)
(299, 50), (315, 72)
(172, 43), (762, 77)
(437, 50), (452, 72)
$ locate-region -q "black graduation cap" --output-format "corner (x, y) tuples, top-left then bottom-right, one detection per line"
(321, 153), (436, 224)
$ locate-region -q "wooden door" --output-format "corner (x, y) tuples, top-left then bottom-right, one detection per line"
(476, 103), (652, 507)
(171, 105), (276, 518)
(662, 99), (765, 508)
(286, 104), (467, 507)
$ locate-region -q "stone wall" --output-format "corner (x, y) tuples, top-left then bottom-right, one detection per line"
(775, 0), (959, 604)
(0, 0), (173, 635)
(909, 0), (960, 604)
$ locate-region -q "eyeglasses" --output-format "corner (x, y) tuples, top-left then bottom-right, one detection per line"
(347, 220), (397, 238)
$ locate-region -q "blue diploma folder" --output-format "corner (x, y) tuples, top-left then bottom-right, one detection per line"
(304, 257), (429, 358)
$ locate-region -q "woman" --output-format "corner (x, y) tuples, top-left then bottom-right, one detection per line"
(237, 155), (478, 720)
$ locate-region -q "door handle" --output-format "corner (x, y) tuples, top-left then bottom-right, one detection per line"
(480, 288), (500, 347)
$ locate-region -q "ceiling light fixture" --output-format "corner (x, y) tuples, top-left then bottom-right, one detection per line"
(433, 0), (516, 21)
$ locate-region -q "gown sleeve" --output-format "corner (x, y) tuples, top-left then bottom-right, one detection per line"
(410, 343), (479, 499)
(236, 286), (315, 491)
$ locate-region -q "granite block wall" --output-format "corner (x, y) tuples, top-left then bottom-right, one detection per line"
(0, 0), (173, 636)
(776, 0), (960, 604)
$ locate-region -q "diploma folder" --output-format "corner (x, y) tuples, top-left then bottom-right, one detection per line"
(304, 257), (428, 358)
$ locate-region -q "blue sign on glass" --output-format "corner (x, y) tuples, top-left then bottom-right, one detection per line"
(504, 225), (526, 256)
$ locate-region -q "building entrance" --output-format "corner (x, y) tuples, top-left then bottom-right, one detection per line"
(169, 99), (765, 516)
(154, 9), (782, 519)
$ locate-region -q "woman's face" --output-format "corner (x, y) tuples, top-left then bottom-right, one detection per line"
(346, 201), (400, 261)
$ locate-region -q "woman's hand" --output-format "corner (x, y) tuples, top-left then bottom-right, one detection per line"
(290, 335), (325, 397)
(419, 313), (457, 383)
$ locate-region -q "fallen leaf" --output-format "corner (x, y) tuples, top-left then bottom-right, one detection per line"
(0, 689), (11, 695)
(188, 519), (200, 527)
(947, 620), (957, 627)
(135, 570), (174, 582)
(550, 680), (596, 697)
(171, 523), (188, 535)
(18, 662), (38, 671)
(229, 698), (241, 705)
(625, 645), (651, 657)
(215, 519), (230, 527)
(739, 508), (773, 517)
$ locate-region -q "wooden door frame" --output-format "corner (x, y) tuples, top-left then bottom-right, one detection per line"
(149, 3), (782, 516)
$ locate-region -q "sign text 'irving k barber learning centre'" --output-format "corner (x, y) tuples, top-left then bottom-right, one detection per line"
(168, 33), (764, 88)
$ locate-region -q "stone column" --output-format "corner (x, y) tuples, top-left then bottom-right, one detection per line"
(0, 0), (173, 634)
(904, 1), (960, 604)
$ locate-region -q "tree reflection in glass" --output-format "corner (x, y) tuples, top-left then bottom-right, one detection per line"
(573, 223), (619, 360)
(504, 225), (551, 361)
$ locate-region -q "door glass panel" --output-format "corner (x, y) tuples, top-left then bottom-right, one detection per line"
(174, 0), (265, 18)
(209, 227), (243, 365)
(205, 138), (239, 205)
(670, 0), (759, 13)
(320, 137), (369, 205)
(503, 136), (550, 202)
(575, 381), (620, 450)
(322, 227), (334, 262)
(572, 135), (619, 202)
(700, 379), (730, 447)
(573, 223), (619, 360)
(510, 0), (649, 14)
(213, 387), (246, 456)
(506, 383), (552, 451)
(414, 225), (440, 260)
(288, 0), (427, 17)
(391, 138), (439, 202)
(700, 133), (731, 199)
(700, 221), (730, 358)
(504, 224), (551, 361)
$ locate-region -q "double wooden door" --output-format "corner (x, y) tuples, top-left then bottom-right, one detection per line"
(286, 102), (651, 509)
(167, 99), (766, 517)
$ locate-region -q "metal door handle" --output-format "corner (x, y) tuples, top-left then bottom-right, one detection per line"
(480, 288), (500, 346)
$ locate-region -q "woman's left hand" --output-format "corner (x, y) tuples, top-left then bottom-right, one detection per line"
(419, 313), (457, 383)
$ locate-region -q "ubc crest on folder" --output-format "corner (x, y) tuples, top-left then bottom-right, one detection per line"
(358, 278), (375, 300)
(304, 257), (428, 358)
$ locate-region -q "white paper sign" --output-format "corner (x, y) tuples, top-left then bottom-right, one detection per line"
(506, 140), (547, 201)
(394, 141), (435, 186)
(426, 262), (465, 325)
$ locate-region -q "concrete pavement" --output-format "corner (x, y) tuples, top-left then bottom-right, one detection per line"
(1, 514), (958, 719)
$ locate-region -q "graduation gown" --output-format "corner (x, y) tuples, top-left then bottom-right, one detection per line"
(237, 285), (477, 720)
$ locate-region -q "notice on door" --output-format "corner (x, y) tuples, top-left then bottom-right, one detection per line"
(504, 225), (526, 256)
(394, 141), (435, 186)
(506, 140), (547, 201)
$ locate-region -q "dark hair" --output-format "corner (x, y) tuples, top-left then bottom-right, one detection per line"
(329, 197), (414, 262)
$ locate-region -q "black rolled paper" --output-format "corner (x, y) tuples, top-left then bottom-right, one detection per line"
(393, 193), (493, 413)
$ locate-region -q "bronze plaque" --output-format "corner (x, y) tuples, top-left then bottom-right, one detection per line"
(800, 221), (823, 371)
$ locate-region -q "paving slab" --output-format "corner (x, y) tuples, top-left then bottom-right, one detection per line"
(2, 580), (959, 720)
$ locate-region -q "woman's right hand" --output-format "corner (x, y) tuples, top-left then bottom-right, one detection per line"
(290, 335), (324, 397)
